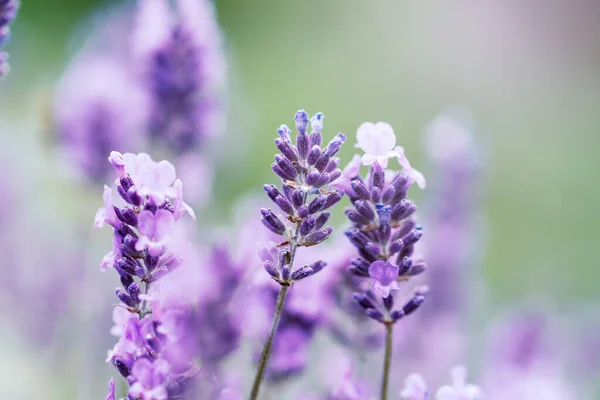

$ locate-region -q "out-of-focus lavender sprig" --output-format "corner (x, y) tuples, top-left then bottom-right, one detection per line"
(339, 121), (427, 400)
(249, 110), (347, 400)
(0, 0), (19, 77)
(54, 55), (149, 183)
(132, 0), (226, 154)
(95, 151), (198, 399)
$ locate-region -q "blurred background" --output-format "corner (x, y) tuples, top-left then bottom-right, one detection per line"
(1, 0), (599, 398)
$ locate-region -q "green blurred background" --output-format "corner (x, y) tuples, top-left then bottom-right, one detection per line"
(5, 0), (599, 332)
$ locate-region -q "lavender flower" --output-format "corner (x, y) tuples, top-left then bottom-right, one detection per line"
(341, 121), (427, 400)
(96, 151), (197, 399)
(0, 0), (19, 77)
(342, 122), (427, 325)
(54, 55), (148, 182)
(249, 110), (347, 400)
(400, 366), (482, 400)
(132, 0), (226, 154)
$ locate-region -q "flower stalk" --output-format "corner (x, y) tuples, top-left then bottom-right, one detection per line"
(381, 323), (393, 400)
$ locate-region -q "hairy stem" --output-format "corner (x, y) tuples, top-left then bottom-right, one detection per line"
(381, 323), (393, 400)
(249, 284), (290, 400)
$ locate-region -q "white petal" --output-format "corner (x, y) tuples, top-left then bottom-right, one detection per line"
(435, 386), (456, 400)
(361, 153), (377, 166)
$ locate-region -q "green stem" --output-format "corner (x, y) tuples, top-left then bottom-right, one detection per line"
(249, 284), (290, 400)
(381, 323), (393, 400)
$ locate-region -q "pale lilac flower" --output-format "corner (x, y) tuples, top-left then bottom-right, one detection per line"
(396, 146), (426, 189)
(136, 210), (175, 256)
(368, 260), (400, 298)
(128, 358), (171, 400)
(219, 388), (244, 400)
(94, 186), (120, 229)
(122, 153), (177, 205)
(400, 373), (428, 400)
(355, 122), (402, 168)
(330, 154), (362, 192)
(436, 366), (482, 400)
(106, 377), (116, 400)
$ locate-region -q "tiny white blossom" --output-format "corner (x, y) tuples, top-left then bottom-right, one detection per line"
(436, 366), (482, 400)
(355, 122), (402, 168)
(400, 373), (429, 400)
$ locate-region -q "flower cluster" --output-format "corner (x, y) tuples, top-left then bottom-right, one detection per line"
(259, 110), (346, 285)
(341, 122), (427, 325)
(96, 152), (197, 400)
(132, 0), (226, 154)
(0, 0), (19, 77)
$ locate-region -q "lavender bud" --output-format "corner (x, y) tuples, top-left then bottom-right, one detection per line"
(264, 261), (280, 279)
(366, 308), (384, 322)
(307, 145), (321, 166)
(315, 212), (330, 230)
(402, 294), (425, 316)
(126, 186), (142, 207)
(350, 257), (371, 276)
(324, 133), (346, 157)
(117, 258), (137, 276)
(298, 216), (316, 236)
(310, 112), (324, 131)
(291, 189), (306, 208)
(296, 131), (309, 160)
(323, 190), (342, 210)
(117, 185), (130, 203)
(282, 183), (294, 200)
(275, 138), (299, 162)
(351, 180), (370, 200)
(272, 163), (296, 181)
(383, 293), (394, 310)
(309, 130), (322, 147)
(390, 310), (404, 322)
(275, 196), (294, 215)
(281, 265), (291, 281)
(345, 229), (370, 249)
(264, 184), (283, 202)
(303, 226), (333, 246)
(390, 199), (416, 221)
(115, 288), (136, 308)
(364, 242), (381, 259)
(308, 195), (327, 214)
(353, 292), (376, 309)
(397, 257), (413, 275)
(314, 153), (331, 172)
(376, 204), (392, 226)
(345, 208), (369, 225)
(310, 260), (326, 273)
(306, 171), (321, 186)
(325, 157), (340, 173)
(278, 249), (291, 268)
(391, 173), (408, 191)
(371, 187), (382, 203)
(328, 169), (342, 183)
(406, 261), (426, 276)
(402, 229), (423, 246)
(120, 274), (134, 288)
(260, 208), (287, 235)
(297, 205), (309, 218)
(389, 239), (404, 255)
(373, 169), (385, 189)
(382, 186), (396, 203)
(114, 207), (138, 226)
(127, 283), (141, 304)
(275, 155), (298, 179)
(393, 219), (417, 241)
(315, 172), (331, 188)
(277, 124), (292, 142)
(114, 359), (131, 378)
(291, 265), (314, 281)
(294, 110), (309, 135)
(354, 200), (375, 221)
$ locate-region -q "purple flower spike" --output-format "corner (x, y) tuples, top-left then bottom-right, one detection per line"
(368, 261), (400, 298)
(0, 0), (19, 77)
